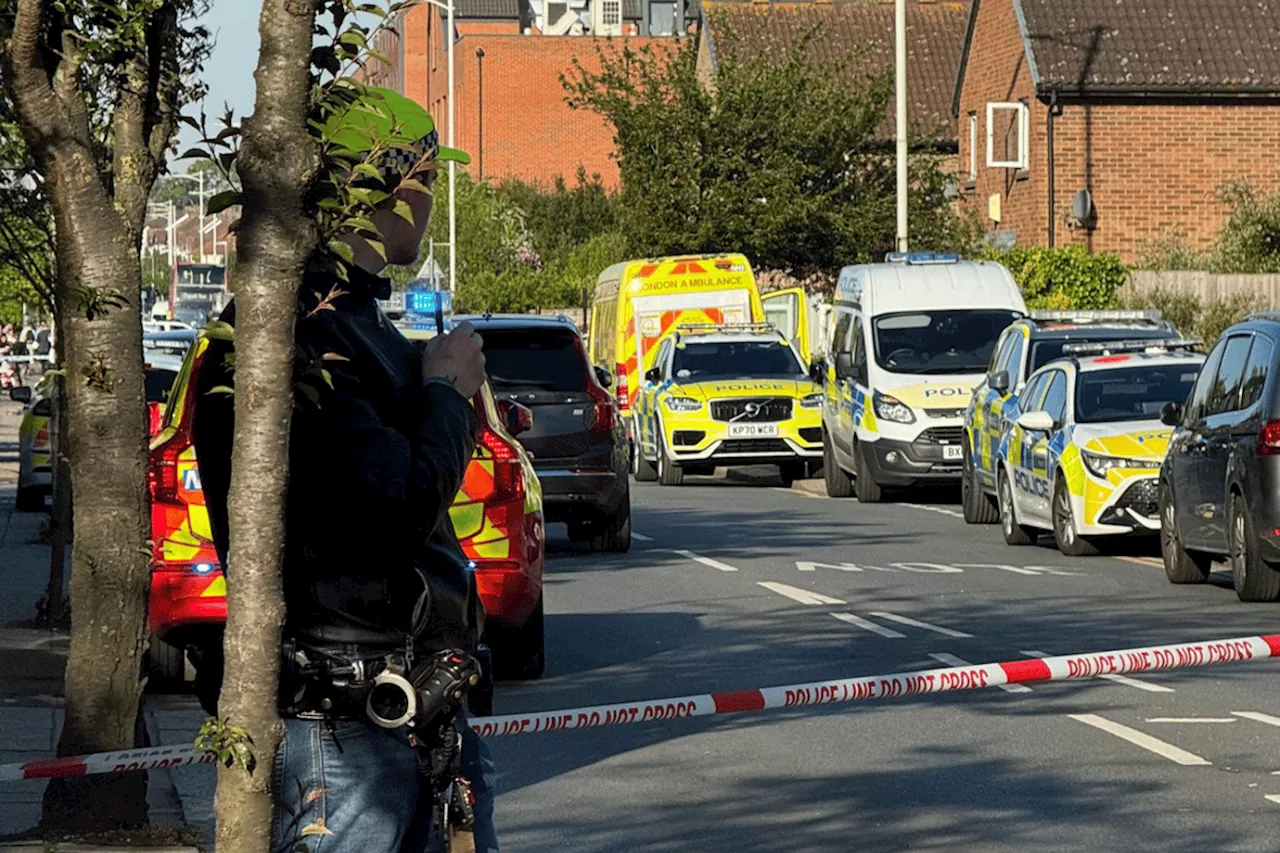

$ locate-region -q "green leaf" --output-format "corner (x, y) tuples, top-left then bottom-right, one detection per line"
(398, 178), (431, 195)
(201, 320), (236, 341)
(392, 199), (415, 224)
(365, 239), (387, 262)
(205, 190), (242, 216)
(319, 369), (334, 389)
(328, 239), (355, 264)
(338, 30), (367, 49)
(296, 383), (320, 407)
(352, 163), (382, 181)
(207, 385), (235, 396)
(179, 148), (210, 161)
(321, 352), (351, 361)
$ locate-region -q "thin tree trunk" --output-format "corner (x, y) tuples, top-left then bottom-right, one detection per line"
(45, 368), (69, 627)
(212, 0), (318, 847)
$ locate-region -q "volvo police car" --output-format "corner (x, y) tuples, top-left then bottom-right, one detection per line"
(995, 337), (1204, 556)
(631, 323), (822, 486)
(819, 253), (1027, 502)
(963, 310), (1177, 524)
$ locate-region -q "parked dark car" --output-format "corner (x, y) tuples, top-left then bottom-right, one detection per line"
(1159, 313), (1280, 601)
(460, 314), (632, 552)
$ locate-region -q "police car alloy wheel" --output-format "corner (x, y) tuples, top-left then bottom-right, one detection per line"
(999, 472), (1034, 546)
(1053, 478), (1099, 557)
(632, 437), (657, 482)
(823, 432), (853, 498)
(961, 444), (998, 525)
(1228, 495), (1280, 602)
(1159, 482), (1211, 584)
(656, 431), (683, 487)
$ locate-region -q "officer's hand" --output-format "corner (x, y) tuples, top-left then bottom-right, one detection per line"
(423, 320), (486, 399)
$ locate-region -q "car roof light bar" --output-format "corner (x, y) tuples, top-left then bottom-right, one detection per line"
(1030, 309), (1164, 324)
(675, 322), (778, 334)
(1061, 337), (1202, 356)
(883, 251), (960, 265)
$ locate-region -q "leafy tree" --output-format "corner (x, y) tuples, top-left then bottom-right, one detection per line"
(1, 0), (210, 832)
(499, 169), (620, 263)
(563, 32), (965, 277)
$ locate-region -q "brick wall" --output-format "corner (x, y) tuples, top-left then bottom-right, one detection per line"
(956, 0), (1280, 262)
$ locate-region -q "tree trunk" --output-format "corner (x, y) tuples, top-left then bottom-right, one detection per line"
(212, 0), (318, 849)
(45, 367), (69, 628)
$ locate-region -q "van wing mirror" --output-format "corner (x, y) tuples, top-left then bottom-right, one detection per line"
(1160, 401), (1183, 427)
(594, 365), (613, 389)
(808, 358), (827, 384)
(1015, 410), (1055, 432)
(988, 370), (1010, 394)
(8, 386), (32, 404)
(834, 352), (854, 381)
(497, 399), (534, 436)
(644, 366), (662, 384)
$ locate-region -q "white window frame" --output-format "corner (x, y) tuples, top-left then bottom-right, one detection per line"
(593, 0), (622, 34)
(967, 112), (978, 181)
(986, 102), (1029, 170)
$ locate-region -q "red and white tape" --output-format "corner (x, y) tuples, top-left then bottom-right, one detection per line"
(469, 632), (1280, 738)
(2, 632), (1276, 781)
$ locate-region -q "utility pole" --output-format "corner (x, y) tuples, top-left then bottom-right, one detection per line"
(895, 0), (909, 253)
(447, 0), (456, 295)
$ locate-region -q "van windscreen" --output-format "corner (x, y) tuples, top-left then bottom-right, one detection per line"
(873, 310), (1021, 375)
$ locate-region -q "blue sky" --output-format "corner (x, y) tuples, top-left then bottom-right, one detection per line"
(178, 0), (260, 157)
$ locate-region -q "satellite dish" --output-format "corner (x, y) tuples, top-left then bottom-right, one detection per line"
(1072, 189), (1095, 222)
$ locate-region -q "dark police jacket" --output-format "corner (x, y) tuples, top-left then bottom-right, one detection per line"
(190, 264), (483, 710)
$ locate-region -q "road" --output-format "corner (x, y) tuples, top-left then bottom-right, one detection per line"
(490, 473), (1280, 853)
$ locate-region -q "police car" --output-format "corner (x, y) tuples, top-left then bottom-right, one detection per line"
(995, 338), (1205, 556)
(632, 323), (822, 486)
(963, 310), (1177, 524)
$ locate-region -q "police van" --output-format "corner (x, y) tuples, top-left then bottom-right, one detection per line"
(819, 253), (1027, 502)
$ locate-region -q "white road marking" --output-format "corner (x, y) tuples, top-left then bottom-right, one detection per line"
(929, 653), (1031, 693)
(955, 562), (1042, 576)
(758, 582), (845, 606)
(798, 561), (862, 573)
(901, 502), (964, 519)
(772, 487), (825, 499)
(631, 532), (654, 542)
(671, 549), (738, 572)
(1233, 711), (1280, 728)
(1021, 650), (1174, 693)
(1069, 714), (1212, 766)
(830, 612), (906, 638)
(1145, 718), (1237, 724)
(1022, 565), (1086, 577)
(874, 612), (973, 638)
(1266, 795), (1280, 806)
(1116, 556), (1163, 569)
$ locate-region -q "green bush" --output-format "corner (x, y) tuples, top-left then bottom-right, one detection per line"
(980, 245), (1125, 309)
(1120, 286), (1263, 348)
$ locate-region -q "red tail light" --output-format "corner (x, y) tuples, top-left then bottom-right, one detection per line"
(150, 440), (183, 502)
(615, 362), (630, 412)
(1258, 420), (1280, 456)
(587, 382), (616, 433)
(479, 428), (523, 501)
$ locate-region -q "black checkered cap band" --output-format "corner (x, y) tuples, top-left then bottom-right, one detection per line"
(378, 128), (440, 184)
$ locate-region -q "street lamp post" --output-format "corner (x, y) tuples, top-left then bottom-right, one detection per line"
(416, 0), (458, 294)
(172, 172), (207, 262)
(894, 0), (908, 253)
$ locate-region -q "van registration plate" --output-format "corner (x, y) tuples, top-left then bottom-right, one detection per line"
(727, 423), (779, 438)
(942, 445), (963, 460)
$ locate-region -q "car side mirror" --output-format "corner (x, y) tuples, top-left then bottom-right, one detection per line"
(147, 401), (163, 436)
(497, 399), (534, 436)
(834, 352), (854, 381)
(988, 370), (1010, 394)
(644, 366), (661, 384)
(594, 366), (613, 389)
(1015, 410), (1055, 432)
(9, 386), (31, 404)
(1160, 401), (1183, 427)
(809, 358), (827, 384)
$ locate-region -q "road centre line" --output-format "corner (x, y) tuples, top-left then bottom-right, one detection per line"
(1145, 718), (1236, 724)
(1116, 556), (1163, 569)
(875, 613), (973, 638)
(929, 653), (1031, 693)
(1021, 650), (1174, 693)
(671, 549), (738, 572)
(900, 502), (965, 519)
(830, 612), (906, 638)
(772, 487), (825, 499)
(758, 582), (845, 606)
(1233, 711), (1280, 728)
(1068, 714), (1212, 766)
(631, 532), (655, 542)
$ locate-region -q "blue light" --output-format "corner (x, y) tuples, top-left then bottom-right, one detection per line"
(193, 562), (215, 575)
(406, 289), (452, 315)
(884, 252), (960, 265)
(466, 560), (477, 573)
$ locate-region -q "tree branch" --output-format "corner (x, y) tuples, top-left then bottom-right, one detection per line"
(3, 0), (58, 139)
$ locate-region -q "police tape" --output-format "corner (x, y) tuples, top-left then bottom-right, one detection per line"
(468, 632), (1280, 737)
(1, 631), (1276, 781)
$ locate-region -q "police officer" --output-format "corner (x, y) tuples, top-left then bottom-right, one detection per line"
(191, 88), (498, 852)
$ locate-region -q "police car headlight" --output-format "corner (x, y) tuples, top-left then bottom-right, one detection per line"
(664, 396), (702, 413)
(1081, 450), (1159, 478)
(873, 390), (916, 424)
(799, 393), (823, 409)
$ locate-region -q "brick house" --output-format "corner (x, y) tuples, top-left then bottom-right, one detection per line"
(697, 0), (972, 150)
(954, 0), (1280, 260)
(368, 0), (692, 187)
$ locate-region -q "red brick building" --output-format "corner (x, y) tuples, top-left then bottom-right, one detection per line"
(954, 0), (1280, 260)
(368, 0), (691, 188)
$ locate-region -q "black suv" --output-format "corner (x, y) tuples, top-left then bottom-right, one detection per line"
(1160, 313), (1280, 601)
(461, 314), (632, 552)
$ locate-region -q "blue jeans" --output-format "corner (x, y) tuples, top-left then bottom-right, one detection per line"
(272, 710), (498, 853)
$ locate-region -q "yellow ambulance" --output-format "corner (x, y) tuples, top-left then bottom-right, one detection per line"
(588, 254), (766, 424)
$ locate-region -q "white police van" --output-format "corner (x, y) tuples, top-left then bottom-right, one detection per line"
(819, 253), (1027, 502)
